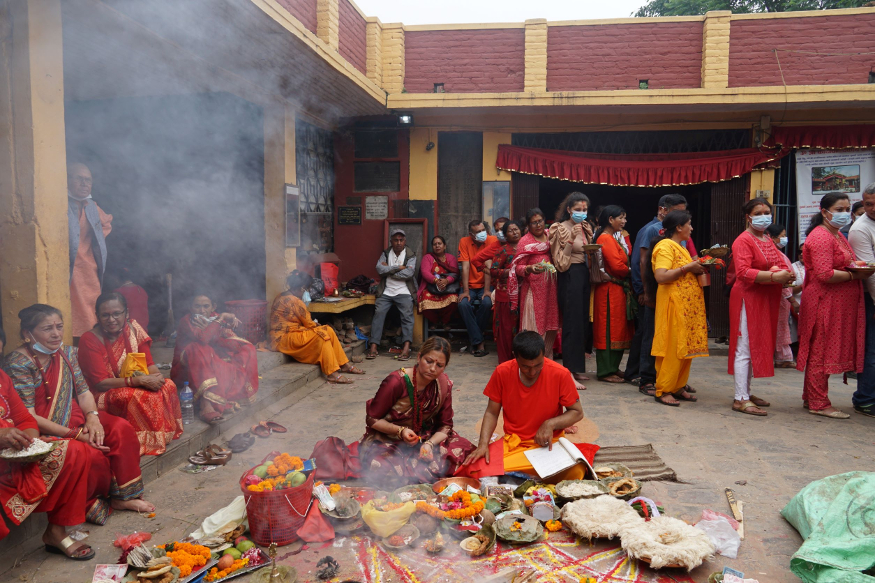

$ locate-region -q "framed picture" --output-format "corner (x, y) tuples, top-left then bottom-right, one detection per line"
(483, 181), (511, 233)
(285, 184), (300, 247)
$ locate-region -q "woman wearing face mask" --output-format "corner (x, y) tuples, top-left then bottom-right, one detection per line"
(2, 304), (155, 520)
(489, 220), (524, 363)
(797, 192), (867, 419)
(359, 336), (473, 488)
(268, 270), (365, 384)
(77, 293), (183, 454)
(549, 192), (594, 389)
(592, 206), (637, 383)
(727, 199), (795, 416)
(766, 223), (796, 368)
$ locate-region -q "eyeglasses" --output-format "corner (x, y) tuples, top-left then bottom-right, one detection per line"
(529, 219), (545, 226)
(99, 311), (127, 321)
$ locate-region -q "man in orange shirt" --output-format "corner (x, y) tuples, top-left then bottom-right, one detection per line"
(67, 163), (113, 338)
(458, 219), (497, 357)
(464, 331), (585, 482)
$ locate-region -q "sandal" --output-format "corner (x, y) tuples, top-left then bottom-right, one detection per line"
(365, 350), (379, 360)
(676, 390), (697, 402)
(655, 394), (680, 406)
(251, 422), (272, 438)
(733, 400), (768, 416)
(749, 395), (770, 407)
(327, 374), (355, 384)
(809, 408), (850, 419)
(189, 445), (232, 466)
(471, 349), (490, 357)
(200, 410), (225, 425)
(45, 536), (95, 561)
(395, 352), (411, 361)
(228, 432), (255, 453)
(265, 421), (288, 433)
(682, 384), (697, 394)
(639, 384), (656, 397)
(343, 364), (366, 375)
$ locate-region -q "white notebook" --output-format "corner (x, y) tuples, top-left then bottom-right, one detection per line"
(523, 437), (596, 480)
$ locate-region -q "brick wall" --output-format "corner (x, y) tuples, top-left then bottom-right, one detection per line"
(404, 29), (526, 93)
(339, 0), (367, 74)
(277, 0), (317, 34)
(729, 14), (875, 87)
(547, 22), (704, 91)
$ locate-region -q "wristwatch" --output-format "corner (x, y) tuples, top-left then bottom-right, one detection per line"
(86, 410), (100, 417)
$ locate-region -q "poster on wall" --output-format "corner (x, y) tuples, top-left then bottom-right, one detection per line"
(795, 149), (874, 244)
(285, 184), (300, 247)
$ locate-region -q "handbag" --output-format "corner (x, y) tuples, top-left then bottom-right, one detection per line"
(309, 437), (361, 480)
(426, 280), (461, 295)
(588, 249), (612, 284)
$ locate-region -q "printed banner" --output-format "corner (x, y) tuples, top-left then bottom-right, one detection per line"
(795, 149), (875, 244)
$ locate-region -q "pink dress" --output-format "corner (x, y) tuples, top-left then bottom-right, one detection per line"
(728, 231), (790, 377)
(796, 226), (864, 375)
(508, 233), (560, 335)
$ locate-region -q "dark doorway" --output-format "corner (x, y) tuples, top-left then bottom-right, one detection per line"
(65, 92), (266, 336)
(438, 132), (483, 256)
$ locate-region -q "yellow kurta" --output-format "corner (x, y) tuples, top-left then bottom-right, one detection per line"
(651, 239), (709, 396)
(268, 293), (348, 375)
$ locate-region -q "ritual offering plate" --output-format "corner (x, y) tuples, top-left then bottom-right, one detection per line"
(847, 265), (875, 276)
(704, 244), (729, 258)
(0, 438), (57, 463)
(381, 524), (420, 549)
(582, 244), (602, 252)
(432, 477), (481, 495)
(331, 516), (365, 535)
(593, 463), (633, 480)
(494, 514), (544, 545)
(392, 483), (434, 503)
(620, 515), (715, 571)
(603, 477), (642, 501)
(319, 496), (361, 520)
(555, 480), (609, 501)
(459, 524), (496, 556)
(560, 495), (643, 541)
(202, 548), (270, 582)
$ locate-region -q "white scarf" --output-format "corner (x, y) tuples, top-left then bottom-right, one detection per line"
(389, 248), (406, 267)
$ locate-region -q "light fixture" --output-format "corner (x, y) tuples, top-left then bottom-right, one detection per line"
(398, 114), (414, 126)
(426, 141), (435, 151)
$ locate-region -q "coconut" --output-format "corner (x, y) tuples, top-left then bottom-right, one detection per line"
(619, 515), (715, 571)
(560, 495), (643, 541)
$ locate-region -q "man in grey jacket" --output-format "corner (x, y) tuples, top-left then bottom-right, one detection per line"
(366, 229), (417, 360)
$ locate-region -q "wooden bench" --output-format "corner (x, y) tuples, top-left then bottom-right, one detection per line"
(308, 294), (423, 345)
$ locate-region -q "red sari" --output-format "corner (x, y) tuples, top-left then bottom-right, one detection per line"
(78, 321), (183, 455)
(360, 370), (473, 488)
(728, 231), (791, 377)
(489, 243), (519, 363)
(2, 347), (139, 523)
(171, 314), (258, 413)
(509, 233), (560, 334)
(0, 370), (105, 540)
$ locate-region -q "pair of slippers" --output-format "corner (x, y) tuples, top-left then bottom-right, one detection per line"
(189, 444), (233, 466)
(251, 420), (287, 438)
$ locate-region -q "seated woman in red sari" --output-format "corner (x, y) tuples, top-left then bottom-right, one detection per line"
(0, 347), (102, 561)
(77, 293), (183, 455)
(360, 336), (474, 488)
(416, 236), (460, 333)
(171, 294), (258, 423)
(2, 304), (153, 520)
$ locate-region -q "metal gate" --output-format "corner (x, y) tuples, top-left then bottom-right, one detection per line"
(708, 176), (748, 338)
(438, 132), (483, 256)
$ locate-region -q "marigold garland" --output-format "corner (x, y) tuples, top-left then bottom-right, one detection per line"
(415, 491), (484, 521)
(545, 520), (563, 532)
(204, 558), (249, 582)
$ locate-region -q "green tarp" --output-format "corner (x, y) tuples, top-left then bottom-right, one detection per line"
(781, 471), (875, 582)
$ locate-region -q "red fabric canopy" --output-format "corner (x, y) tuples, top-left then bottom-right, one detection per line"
(496, 145), (787, 187)
(765, 125), (875, 150)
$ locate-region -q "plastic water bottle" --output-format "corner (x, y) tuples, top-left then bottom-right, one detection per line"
(180, 382), (194, 425)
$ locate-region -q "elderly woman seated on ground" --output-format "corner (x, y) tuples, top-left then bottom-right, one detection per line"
(268, 270), (365, 384)
(170, 293), (259, 424)
(359, 336), (474, 488)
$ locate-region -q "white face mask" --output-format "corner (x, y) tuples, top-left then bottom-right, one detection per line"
(29, 335), (61, 354)
(302, 290), (312, 306)
(778, 237), (788, 248)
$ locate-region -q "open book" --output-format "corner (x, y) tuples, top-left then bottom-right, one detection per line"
(523, 437), (597, 480)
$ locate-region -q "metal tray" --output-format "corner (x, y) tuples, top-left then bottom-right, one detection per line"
(193, 550), (270, 582)
(179, 558), (217, 583)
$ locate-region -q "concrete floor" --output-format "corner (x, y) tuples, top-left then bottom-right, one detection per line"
(3, 348), (873, 582)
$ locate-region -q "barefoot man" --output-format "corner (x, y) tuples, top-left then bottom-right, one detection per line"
(464, 331), (586, 482)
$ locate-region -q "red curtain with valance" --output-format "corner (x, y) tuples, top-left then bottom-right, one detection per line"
(495, 145), (787, 187)
(765, 125), (875, 150)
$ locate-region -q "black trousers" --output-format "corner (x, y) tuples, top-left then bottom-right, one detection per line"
(558, 264), (590, 374)
(625, 302), (646, 381)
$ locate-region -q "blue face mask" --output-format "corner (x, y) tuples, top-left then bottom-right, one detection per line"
(778, 236), (788, 248)
(750, 215), (772, 231)
(827, 211), (852, 229)
(474, 231), (488, 243)
(302, 290), (312, 306)
(495, 231), (506, 242)
(30, 336), (61, 355)
(571, 211), (588, 224)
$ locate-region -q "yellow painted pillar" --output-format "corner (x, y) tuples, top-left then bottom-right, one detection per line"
(409, 128), (438, 200)
(381, 23), (405, 94)
(316, 0), (339, 50)
(365, 17), (383, 87)
(482, 132), (513, 182)
(0, 0), (71, 345)
(264, 103), (297, 303)
(749, 169), (775, 202)
(701, 11), (730, 89)
(524, 19), (548, 93)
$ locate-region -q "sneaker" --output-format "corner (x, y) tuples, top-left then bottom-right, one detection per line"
(854, 404), (875, 418)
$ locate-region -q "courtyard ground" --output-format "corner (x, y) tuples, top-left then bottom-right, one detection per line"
(2, 347), (873, 582)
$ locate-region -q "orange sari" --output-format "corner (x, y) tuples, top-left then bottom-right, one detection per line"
(268, 293), (349, 375)
(78, 321), (183, 455)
